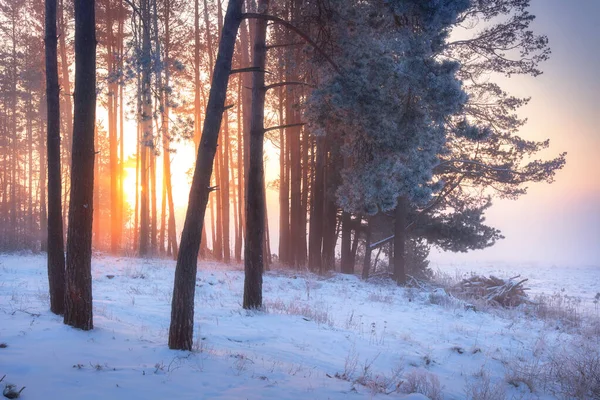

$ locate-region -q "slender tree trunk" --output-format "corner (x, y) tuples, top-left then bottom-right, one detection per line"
(139, 0), (152, 256)
(213, 147), (223, 259)
(168, 0), (244, 350)
(162, 0), (178, 258)
(133, 114), (140, 250)
(64, 0), (96, 330)
(26, 95), (34, 249)
(361, 217), (372, 280)
(106, 0), (121, 254)
(117, 0), (125, 253)
(160, 170), (167, 254)
(277, 76), (288, 265)
(150, 143), (157, 253)
(239, 17), (251, 242)
(263, 166), (271, 268)
(340, 211), (353, 274)
(234, 76), (243, 262)
(45, 0), (66, 314)
(321, 186), (337, 269)
(193, 0), (201, 151)
(393, 196), (407, 285)
(287, 87), (300, 266)
(308, 137), (324, 272)
(39, 102), (48, 252)
(58, 0), (73, 234)
(299, 123), (308, 265)
(350, 218), (360, 265)
(243, 0), (268, 310)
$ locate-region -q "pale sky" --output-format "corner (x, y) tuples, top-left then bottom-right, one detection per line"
(432, 0), (600, 267)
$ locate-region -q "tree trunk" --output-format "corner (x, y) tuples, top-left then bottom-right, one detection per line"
(163, 0), (178, 259)
(350, 217), (360, 265)
(393, 196), (407, 285)
(308, 136), (324, 272)
(361, 217), (372, 280)
(340, 211), (353, 274)
(321, 175), (337, 270)
(64, 0), (96, 330)
(106, 0), (120, 254)
(243, 0), (268, 309)
(45, 0), (66, 314)
(193, 0), (201, 151)
(221, 111), (231, 263)
(234, 76), (243, 262)
(299, 121), (308, 265)
(58, 0), (73, 235)
(138, 0), (152, 256)
(39, 101), (48, 252)
(168, 0), (243, 350)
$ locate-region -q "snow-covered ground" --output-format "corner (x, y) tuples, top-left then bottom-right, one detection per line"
(1, 254), (598, 399)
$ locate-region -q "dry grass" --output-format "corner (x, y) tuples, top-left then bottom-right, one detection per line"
(464, 368), (506, 400)
(548, 339), (600, 399)
(400, 369), (443, 400)
(264, 298), (334, 327)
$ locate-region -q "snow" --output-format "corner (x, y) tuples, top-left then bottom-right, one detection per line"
(1, 254), (598, 399)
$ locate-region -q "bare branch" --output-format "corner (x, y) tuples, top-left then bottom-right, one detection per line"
(122, 0), (142, 19)
(266, 42), (304, 49)
(230, 67), (271, 75)
(265, 81), (315, 91)
(242, 13), (340, 73)
(369, 235), (394, 250)
(264, 122), (305, 133)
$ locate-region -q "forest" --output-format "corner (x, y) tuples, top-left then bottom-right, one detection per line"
(0, 0), (567, 350)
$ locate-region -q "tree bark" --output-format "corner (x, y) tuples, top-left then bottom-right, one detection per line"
(221, 110), (231, 263)
(321, 166), (337, 270)
(39, 101), (48, 252)
(45, 0), (66, 314)
(168, 0), (244, 350)
(308, 136), (324, 272)
(138, 0), (152, 256)
(361, 217), (372, 280)
(64, 0), (96, 330)
(243, 0), (268, 309)
(106, 0), (121, 254)
(340, 211), (353, 274)
(394, 196), (407, 285)
(234, 75), (243, 262)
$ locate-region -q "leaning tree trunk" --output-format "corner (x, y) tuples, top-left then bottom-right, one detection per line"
(393, 196), (407, 285)
(243, 0), (268, 310)
(168, 0), (244, 351)
(64, 0), (96, 330)
(45, 0), (66, 315)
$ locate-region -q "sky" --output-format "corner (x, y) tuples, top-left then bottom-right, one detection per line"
(432, 0), (600, 267)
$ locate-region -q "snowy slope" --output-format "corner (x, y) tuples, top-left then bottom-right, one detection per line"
(0, 254), (598, 399)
